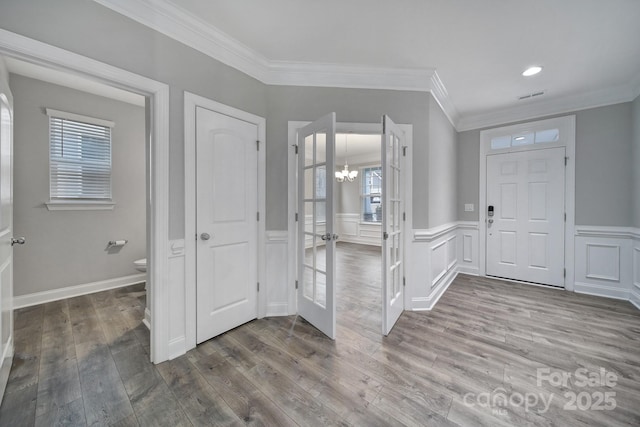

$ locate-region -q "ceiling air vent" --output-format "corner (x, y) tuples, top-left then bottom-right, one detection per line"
(518, 90), (545, 100)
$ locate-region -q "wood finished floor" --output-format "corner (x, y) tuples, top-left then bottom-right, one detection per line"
(1, 242), (640, 426)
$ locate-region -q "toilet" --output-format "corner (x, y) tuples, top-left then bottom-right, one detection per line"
(134, 258), (147, 272)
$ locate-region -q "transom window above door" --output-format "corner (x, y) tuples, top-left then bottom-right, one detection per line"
(490, 128), (559, 150)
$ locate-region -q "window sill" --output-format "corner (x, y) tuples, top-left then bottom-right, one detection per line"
(45, 201), (115, 211)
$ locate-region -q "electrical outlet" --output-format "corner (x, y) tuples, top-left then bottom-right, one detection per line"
(464, 203), (474, 212)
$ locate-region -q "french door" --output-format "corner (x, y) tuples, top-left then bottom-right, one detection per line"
(297, 113), (336, 339)
(381, 115), (405, 335)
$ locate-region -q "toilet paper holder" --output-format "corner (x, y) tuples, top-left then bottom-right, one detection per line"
(108, 240), (128, 248)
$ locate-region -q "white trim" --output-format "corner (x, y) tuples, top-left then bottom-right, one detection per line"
(574, 282), (630, 301)
(93, 0), (638, 132)
(184, 92), (267, 353)
(413, 222), (459, 241)
(457, 80), (640, 131)
(13, 273), (146, 309)
(92, 0), (459, 129)
(287, 120), (413, 315)
(45, 201), (115, 211)
(0, 335), (13, 400)
(478, 115), (576, 291)
(0, 29), (171, 363)
(45, 108), (115, 128)
(266, 230), (289, 243)
(143, 307), (151, 330)
(576, 226), (640, 239)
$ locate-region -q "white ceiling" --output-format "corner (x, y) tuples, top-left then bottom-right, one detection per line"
(165, 0), (640, 125)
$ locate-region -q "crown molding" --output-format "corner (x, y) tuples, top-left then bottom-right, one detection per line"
(457, 78), (640, 131)
(94, 0), (635, 132)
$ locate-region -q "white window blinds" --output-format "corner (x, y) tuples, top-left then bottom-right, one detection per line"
(47, 109), (114, 200)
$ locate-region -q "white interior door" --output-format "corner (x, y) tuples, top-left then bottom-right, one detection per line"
(486, 147), (565, 286)
(381, 115), (405, 335)
(196, 106), (258, 344)
(0, 81), (15, 399)
(298, 113), (336, 339)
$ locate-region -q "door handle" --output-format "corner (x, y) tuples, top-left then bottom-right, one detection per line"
(11, 237), (25, 246)
(320, 233), (331, 241)
(332, 234), (339, 241)
(200, 233), (211, 241)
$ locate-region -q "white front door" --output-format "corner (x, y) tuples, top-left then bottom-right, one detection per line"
(381, 115), (405, 335)
(0, 78), (15, 399)
(298, 113), (336, 339)
(196, 106), (258, 344)
(486, 147), (565, 286)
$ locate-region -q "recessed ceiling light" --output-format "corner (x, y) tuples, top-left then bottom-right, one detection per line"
(522, 66), (543, 77)
(514, 136), (526, 141)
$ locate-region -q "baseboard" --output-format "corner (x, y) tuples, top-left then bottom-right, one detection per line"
(168, 336), (186, 361)
(266, 303), (289, 317)
(13, 273), (147, 309)
(574, 281), (630, 301)
(457, 265), (479, 276)
(0, 335), (13, 403)
(411, 268), (458, 311)
(629, 290), (640, 310)
(143, 308), (151, 330)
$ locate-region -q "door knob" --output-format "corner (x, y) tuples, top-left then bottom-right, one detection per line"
(11, 237), (25, 246)
(200, 233), (211, 241)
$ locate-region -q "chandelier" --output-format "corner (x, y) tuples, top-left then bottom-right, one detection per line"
(335, 134), (358, 182)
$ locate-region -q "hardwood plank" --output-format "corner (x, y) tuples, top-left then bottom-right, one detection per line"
(34, 397), (86, 427)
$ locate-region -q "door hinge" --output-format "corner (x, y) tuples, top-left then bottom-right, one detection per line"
(565, 156), (568, 166)
(563, 268), (566, 278)
(403, 277), (406, 287)
(383, 231), (389, 240)
(257, 282), (260, 291)
(295, 280), (299, 290)
(293, 144), (299, 154)
(195, 233), (198, 241)
(402, 146), (407, 157)
(403, 212), (406, 221)
(256, 140), (260, 151)
(295, 212), (299, 222)
(257, 212), (260, 221)
(564, 212), (566, 222)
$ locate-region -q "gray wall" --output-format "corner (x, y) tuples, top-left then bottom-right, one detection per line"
(427, 96), (457, 227)
(11, 75), (146, 296)
(266, 85), (431, 229)
(633, 95), (640, 228)
(457, 103), (635, 227)
(0, 0), (267, 239)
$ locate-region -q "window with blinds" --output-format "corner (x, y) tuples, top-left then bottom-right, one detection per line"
(47, 109), (114, 201)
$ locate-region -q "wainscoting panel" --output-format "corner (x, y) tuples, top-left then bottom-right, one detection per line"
(167, 239), (186, 359)
(457, 222), (479, 276)
(409, 223), (460, 311)
(574, 228), (633, 300)
(632, 238), (640, 309)
(265, 231), (289, 316)
(336, 213), (381, 246)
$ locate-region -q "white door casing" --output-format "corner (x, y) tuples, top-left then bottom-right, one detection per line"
(381, 115), (405, 335)
(0, 76), (14, 400)
(297, 113), (336, 339)
(479, 115), (576, 291)
(195, 106), (259, 343)
(486, 147), (565, 286)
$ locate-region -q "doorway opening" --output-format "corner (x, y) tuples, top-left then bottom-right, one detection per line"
(0, 29), (171, 363)
(288, 117), (413, 339)
(479, 115), (576, 290)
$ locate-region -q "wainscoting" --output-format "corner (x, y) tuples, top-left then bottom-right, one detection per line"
(265, 230), (290, 316)
(335, 213), (382, 247)
(574, 227), (640, 303)
(167, 238), (186, 360)
(408, 222), (479, 311)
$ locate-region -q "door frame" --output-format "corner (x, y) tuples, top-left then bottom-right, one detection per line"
(287, 120), (413, 316)
(478, 115), (576, 290)
(0, 29), (171, 362)
(184, 92), (266, 350)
